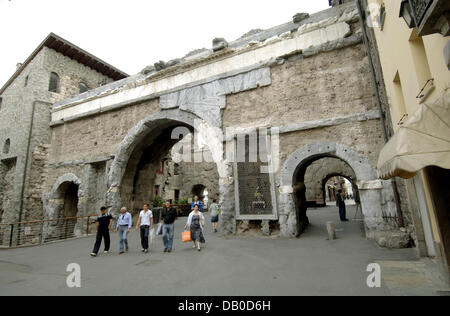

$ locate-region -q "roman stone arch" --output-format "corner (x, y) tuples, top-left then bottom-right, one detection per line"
(106, 108), (236, 234)
(191, 184), (207, 199)
(278, 141), (392, 239)
(303, 156), (357, 206)
(321, 172), (360, 204)
(43, 173), (86, 238)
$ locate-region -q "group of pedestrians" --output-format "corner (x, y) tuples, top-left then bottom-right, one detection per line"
(90, 196), (220, 257)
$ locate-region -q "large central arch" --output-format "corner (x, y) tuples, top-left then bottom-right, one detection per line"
(106, 108), (236, 234)
(278, 141), (394, 239)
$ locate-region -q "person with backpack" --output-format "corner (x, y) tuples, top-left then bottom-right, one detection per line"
(209, 199), (220, 233)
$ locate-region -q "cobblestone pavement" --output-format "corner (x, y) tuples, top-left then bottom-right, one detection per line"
(0, 206), (445, 296)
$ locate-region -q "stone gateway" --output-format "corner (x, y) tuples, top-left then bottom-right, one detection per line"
(0, 2), (414, 247)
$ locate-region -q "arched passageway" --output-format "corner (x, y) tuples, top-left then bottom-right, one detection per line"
(106, 109), (236, 234)
(192, 184), (206, 199)
(61, 182), (79, 239)
(44, 173), (84, 239)
(292, 155), (361, 235)
(323, 175), (360, 206)
(119, 122), (194, 214)
(278, 142), (394, 239)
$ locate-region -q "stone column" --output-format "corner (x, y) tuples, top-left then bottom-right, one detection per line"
(106, 186), (122, 218)
(219, 167), (236, 235)
(357, 180), (387, 239)
(278, 188), (298, 238)
(74, 165), (90, 237)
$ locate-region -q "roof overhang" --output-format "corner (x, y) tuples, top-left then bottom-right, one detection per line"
(0, 33), (128, 95)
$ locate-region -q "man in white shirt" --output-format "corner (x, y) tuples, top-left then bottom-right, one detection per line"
(135, 203), (153, 253)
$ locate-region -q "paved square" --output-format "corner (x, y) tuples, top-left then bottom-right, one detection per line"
(0, 206), (441, 296)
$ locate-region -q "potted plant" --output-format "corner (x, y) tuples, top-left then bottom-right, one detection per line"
(152, 195), (165, 222)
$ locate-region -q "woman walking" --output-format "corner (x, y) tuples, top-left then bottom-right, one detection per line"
(184, 204), (205, 251)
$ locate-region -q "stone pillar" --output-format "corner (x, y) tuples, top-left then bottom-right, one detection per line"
(219, 175), (236, 235)
(74, 165), (90, 237)
(357, 180), (387, 239)
(327, 222), (336, 240)
(278, 189), (298, 238)
(106, 186), (122, 218)
(43, 197), (64, 240)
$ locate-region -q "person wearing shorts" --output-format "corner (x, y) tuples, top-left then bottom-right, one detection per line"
(209, 199), (220, 233)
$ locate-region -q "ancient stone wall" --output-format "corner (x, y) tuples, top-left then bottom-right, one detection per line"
(24, 145), (50, 222)
(43, 43), (388, 237)
(223, 44), (377, 130)
(8, 3), (412, 244)
(177, 160), (219, 203)
(48, 99), (159, 164)
(0, 159), (17, 245)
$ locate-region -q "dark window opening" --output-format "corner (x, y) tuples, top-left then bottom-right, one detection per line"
(174, 163), (180, 175)
(24, 75), (29, 87)
(49, 72), (60, 93)
(0, 97), (3, 110)
(79, 82), (89, 94)
(3, 139), (10, 154)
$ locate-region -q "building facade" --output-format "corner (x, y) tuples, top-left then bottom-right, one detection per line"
(0, 34), (127, 244)
(367, 0), (450, 284)
(0, 2), (419, 249)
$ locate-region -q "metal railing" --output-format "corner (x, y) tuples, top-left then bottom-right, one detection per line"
(0, 206), (192, 249)
(0, 215), (97, 248)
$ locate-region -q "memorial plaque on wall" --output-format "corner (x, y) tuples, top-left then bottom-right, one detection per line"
(234, 131), (278, 220)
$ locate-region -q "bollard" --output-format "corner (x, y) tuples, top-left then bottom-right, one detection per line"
(9, 224), (14, 248)
(326, 221), (336, 240)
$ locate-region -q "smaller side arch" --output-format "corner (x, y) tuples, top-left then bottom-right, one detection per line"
(43, 173), (85, 239)
(278, 142), (390, 239)
(49, 173), (81, 200)
(279, 142), (377, 189)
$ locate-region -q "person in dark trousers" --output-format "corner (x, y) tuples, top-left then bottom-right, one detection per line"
(135, 203), (153, 253)
(161, 201), (177, 253)
(336, 189), (349, 222)
(115, 207), (132, 254)
(90, 207), (113, 257)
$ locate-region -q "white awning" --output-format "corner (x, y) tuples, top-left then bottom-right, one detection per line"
(377, 91), (450, 180)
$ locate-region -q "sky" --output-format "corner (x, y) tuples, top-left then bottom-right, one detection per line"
(0, 0), (330, 87)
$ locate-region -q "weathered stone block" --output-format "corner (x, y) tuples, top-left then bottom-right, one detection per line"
(374, 230), (411, 249)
